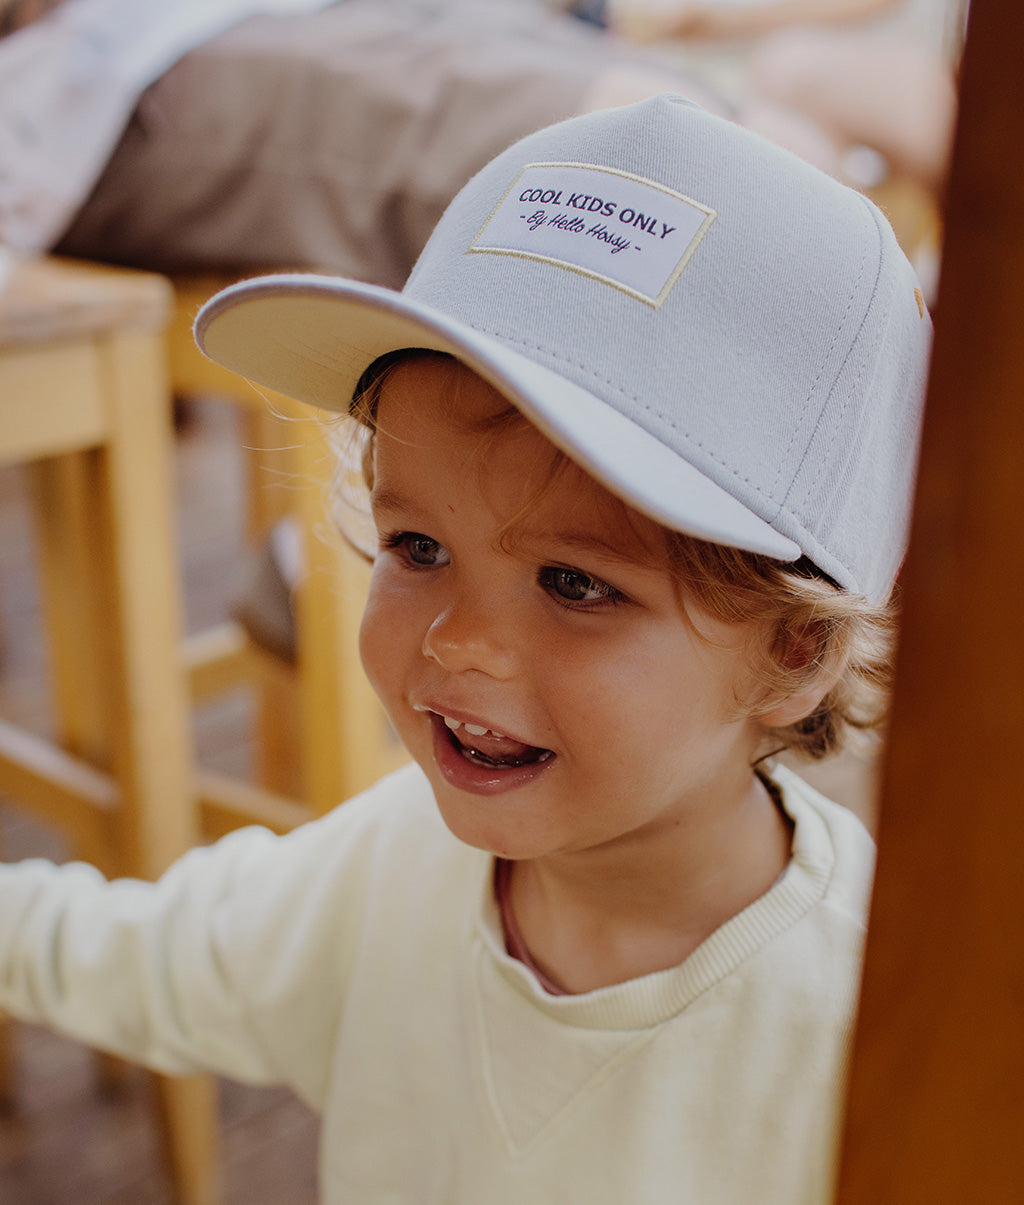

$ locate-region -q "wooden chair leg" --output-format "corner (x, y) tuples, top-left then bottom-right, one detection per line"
(287, 404), (405, 808)
(255, 656), (302, 799)
(150, 1073), (223, 1205)
(0, 822), (13, 1111)
(0, 1012), (14, 1111)
(27, 454), (135, 1100)
(101, 330), (223, 1204)
(28, 455), (111, 778)
(241, 406), (294, 542)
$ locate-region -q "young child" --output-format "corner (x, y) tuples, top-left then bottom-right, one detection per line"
(1, 94), (931, 1202)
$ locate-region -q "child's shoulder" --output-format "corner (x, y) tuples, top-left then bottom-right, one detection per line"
(203, 761), (463, 902)
(193, 762), (478, 963)
(311, 760), (453, 853)
(768, 761), (876, 930)
(297, 761), (489, 890)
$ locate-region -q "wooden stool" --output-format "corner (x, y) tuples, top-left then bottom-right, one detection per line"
(0, 256), (220, 1205)
(167, 274), (405, 835)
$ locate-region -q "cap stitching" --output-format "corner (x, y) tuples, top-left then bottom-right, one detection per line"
(768, 235), (870, 506)
(466, 322), (774, 505)
(796, 332), (870, 525)
(789, 194), (883, 527)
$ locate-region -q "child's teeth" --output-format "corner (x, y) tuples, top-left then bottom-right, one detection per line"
(440, 714), (509, 740)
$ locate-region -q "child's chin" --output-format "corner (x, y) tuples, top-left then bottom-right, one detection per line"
(428, 787), (557, 862)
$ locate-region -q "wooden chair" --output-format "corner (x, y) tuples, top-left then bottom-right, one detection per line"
(0, 256), (220, 1205)
(167, 274), (405, 836)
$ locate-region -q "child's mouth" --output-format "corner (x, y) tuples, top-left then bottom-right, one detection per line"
(440, 714), (554, 769)
(423, 710), (557, 796)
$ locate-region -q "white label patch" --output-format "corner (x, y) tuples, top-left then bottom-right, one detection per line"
(470, 162), (716, 307)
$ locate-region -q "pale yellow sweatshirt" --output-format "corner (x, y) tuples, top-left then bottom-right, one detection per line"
(0, 761), (873, 1203)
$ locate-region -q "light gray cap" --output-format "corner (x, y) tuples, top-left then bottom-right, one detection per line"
(196, 94), (932, 603)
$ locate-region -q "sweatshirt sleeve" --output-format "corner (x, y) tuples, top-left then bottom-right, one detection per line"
(0, 772), (409, 1107)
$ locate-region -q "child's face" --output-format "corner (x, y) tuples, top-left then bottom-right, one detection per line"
(359, 357), (771, 863)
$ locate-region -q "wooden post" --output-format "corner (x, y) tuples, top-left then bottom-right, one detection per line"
(835, 2), (1024, 1201)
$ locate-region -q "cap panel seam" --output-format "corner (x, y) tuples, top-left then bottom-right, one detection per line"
(768, 231), (870, 507)
(786, 195), (885, 524)
(794, 335), (870, 526)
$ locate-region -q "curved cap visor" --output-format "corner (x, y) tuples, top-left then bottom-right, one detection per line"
(196, 274), (801, 561)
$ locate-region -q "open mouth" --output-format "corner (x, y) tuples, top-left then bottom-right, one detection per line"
(437, 713), (554, 770)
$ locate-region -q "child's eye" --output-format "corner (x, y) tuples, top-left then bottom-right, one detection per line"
(539, 566), (622, 607)
(382, 531), (450, 567)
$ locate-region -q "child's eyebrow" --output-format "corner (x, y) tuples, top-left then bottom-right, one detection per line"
(369, 483), (660, 570)
(509, 529), (659, 570)
(368, 485), (416, 517)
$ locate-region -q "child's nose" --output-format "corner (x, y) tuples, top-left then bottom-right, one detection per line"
(421, 597), (519, 680)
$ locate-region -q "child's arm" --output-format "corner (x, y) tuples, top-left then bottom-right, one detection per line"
(0, 812), (371, 1105)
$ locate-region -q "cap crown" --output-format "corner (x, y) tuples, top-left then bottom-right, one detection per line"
(403, 95), (931, 600)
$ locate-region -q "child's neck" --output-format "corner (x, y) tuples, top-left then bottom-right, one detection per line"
(502, 771), (792, 995)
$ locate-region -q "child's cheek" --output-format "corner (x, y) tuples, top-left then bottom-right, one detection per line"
(358, 568), (400, 696)
(359, 562), (425, 704)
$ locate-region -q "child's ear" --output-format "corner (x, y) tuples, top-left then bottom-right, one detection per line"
(751, 622), (848, 731)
